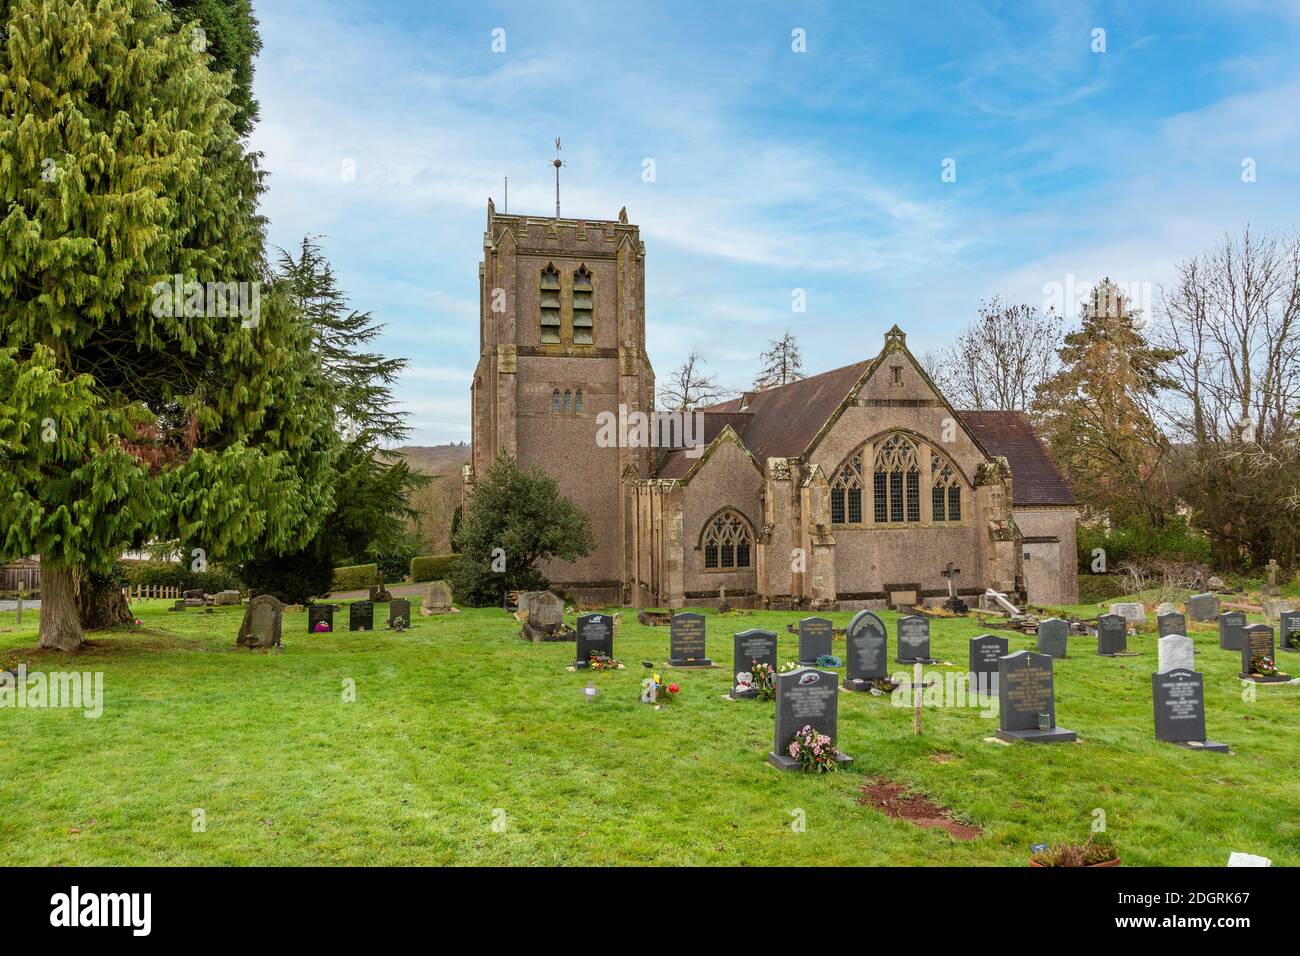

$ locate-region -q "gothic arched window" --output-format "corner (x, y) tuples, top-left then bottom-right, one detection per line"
(932, 461), (962, 521)
(574, 389), (583, 414)
(873, 433), (920, 523)
(830, 456), (863, 525)
(572, 266), (593, 344)
(551, 389), (561, 413)
(563, 389), (572, 414)
(703, 510), (753, 570)
(539, 265), (561, 343)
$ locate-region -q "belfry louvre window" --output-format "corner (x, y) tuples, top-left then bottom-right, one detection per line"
(932, 461), (961, 521)
(540, 265), (561, 343)
(572, 266), (593, 344)
(703, 510), (753, 570)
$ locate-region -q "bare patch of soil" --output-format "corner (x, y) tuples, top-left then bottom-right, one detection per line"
(858, 777), (982, 841)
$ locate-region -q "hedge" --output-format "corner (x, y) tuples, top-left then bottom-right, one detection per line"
(121, 560), (243, 594)
(332, 563), (379, 592)
(409, 554), (455, 583)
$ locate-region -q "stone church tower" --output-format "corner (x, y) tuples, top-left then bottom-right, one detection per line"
(466, 201), (654, 602)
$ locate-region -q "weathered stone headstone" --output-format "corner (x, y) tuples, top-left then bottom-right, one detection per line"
(307, 604), (335, 633)
(1262, 598), (1294, 622)
(214, 590), (241, 606)
(797, 616), (834, 665)
(349, 600), (373, 631)
(236, 594), (284, 649)
(1262, 559), (1281, 596)
(731, 628), (777, 699)
(1240, 624), (1287, 682)
(668, 611), (711, 666)
(1157, 634), (1194, 673)
(1218, 610), (1247, 651)
(1096, 613), (1128, 656)
(1152, 668), (1228, 752)
(996, 650), (1076, 743)
(843, 610), (888, 692)
(388, 598), (411, 630)
(768, 667), (852, 770)
(1278, 610), (1300, 653)
(970, 634), (1009, 694)
(183, 589), (204, 601)
(523, 590), (564, 641)
(1154, 601), (1178, 618)
(575, 612), (614, 667)
(1157, 611), (1187, 638)
(896, 615), (934, 663)
(1036, 617), (1069, 659)
(1110, 602), (1146, 624)
(1187, 592), (1219, 622)
(421, 579), (453, 616)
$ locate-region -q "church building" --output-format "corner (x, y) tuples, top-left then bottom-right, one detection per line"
(466, 202), (1078, 610)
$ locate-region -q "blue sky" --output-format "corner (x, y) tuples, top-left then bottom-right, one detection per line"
(249, 0), (1300, 445)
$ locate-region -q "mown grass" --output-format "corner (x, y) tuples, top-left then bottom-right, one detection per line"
(1, 593), (1297, 866)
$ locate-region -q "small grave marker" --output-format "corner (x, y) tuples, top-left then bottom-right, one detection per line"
(797, 617), (834, 666)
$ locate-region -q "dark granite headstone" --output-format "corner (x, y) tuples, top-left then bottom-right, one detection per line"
(996, 650), (1076, 743)
(1187, 592), (1219, 622)
(308, 604), (334, 634)
(896, 615), (934, 663)
(731, 629), (777, 699)
(349, 600), (373, 631)
(797, 617), (834, 665)
(575, 612), (614, 667)
(388, 598), (411, 630)
(768, 667), (852, 770)
(1240, 624), (1285, 680)
(1218, 611), (1246, 651)
(668, 611), (711, 666)
(1279, 610), (1300, 653)
(1096, 613), (1128, 656)
(1157, 611), (1187, 638)
(1036, 617), (1069, 658)
(1152, 668), (1227, 752)
(236, 594), (284, 649)
(970, 634), (1009, 694)
(843, 610), (888, 692)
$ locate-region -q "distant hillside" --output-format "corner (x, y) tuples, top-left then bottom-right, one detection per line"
(393, 443), (471, 475)
(392, 443), (471, 555)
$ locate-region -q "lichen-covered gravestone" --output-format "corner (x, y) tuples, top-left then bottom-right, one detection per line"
(236, 594), (284, 649)
(1187, 593), (1219, 622)
(421, 579), (453, 616)
(522, 591), (564, 641)
(1109, 602), (1146, 624)
(214, 590), (242, 606)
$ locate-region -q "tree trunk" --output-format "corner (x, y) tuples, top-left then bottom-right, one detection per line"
(37, 562), (84, 651)
(78, 567), (133, 629)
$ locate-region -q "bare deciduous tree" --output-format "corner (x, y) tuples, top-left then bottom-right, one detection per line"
(753, 330), (804, 390)
(930, 298), (1062, 410)
(658, 349), (731, 410)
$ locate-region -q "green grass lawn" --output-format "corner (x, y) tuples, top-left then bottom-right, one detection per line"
(2, 595), (1298, 866)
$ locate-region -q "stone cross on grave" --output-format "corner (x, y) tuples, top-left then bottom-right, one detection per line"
(1265, 559), (1282, 595)
(942, 562), (969, 614)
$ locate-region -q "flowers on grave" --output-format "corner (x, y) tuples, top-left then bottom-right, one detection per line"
(869, 676), (899, 696)
(640, 672), (679, 703)
(779, 660), (800, 673)
(733, 671), (753, 695)
(1251, 655), (1279, 677)
(1030, 833), (1119, 867)
(787, 724), (841, 773)
(1287, 633), (1300, 650)
(750, 660), (776, 701)
(314, 621), (332, 633)
(815, 654), (842, 668)
(588, 651), (623, 671)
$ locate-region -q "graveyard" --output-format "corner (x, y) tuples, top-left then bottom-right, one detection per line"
(2, 589), (1297, 867)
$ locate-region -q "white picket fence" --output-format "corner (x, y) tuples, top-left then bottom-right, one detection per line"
(123, 585), (185, 600)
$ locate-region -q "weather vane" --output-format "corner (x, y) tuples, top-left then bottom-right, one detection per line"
(552, 137), (565, 219)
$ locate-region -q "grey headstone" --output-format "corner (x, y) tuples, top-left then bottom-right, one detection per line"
(528, 591), (564, 633)
(214, 590), (242, 606)
(308, 604), (335, 633)
(1278, 610), (1300, 653)
(1262, 599), (1293, 623)
(575, 612), (614, 666)
(1241, 624), (1276, 678)
(1154, 602), (1179, 618)
(349, 600), (373, 631)
(1187, 593), (1219, 622)
(668, 611), (711, 666)
(970, 634), (1009, 694)
(1096, 613), (1128, 656)
(1157, 611), (1187, 638)
(1157, 634), (1194, 674)
(1153, 669), (1226, 751)
(768, 667), (851, 770)
(996, 650), (1075, 743)
(183, 589), (204, 601)
(388, 598), (411, 630)
(797, 616), (834, 665)
(844, 610), (888, 691)
(236, 594), (284, 649)
(1218, 611), (1246, 651)
(896, 615), (933, 663)
(1110, 602), (1146, 623)
(1036, 617), (1069, 658)
(731, 628), (777, 699)
(422, 579), (453, 613)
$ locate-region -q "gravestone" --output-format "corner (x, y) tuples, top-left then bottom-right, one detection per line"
(214, 590), (242, 606)
(970, 634), (1009, 694)
(941, 561), (968, 614)
(1262, 559), (1281, 596)
(1157, 611), (1187, 638)
(349, 600), (374, 631)
(307, 604), (335, 633)
(1157, 634), (1195, 674)
(1218, 610), (1247, 651)
(1154, 601), (1179, 618)
(183, 589), (204, 601)
(1036, 617), (1069, 659)
(843, 610), (888, 692)
(1278, 610), (1300, 653)
(368, 572), (393, 603)
(1206, 575), (1226, 591)
(896, 615), (934, 663)
(421, 580), (453, 616)
(236, 594), (284, 649)
(1187, 592), (1219, 622)
(1262, 598), (1294, 623)
(1240, 624), (1286, 681)
(668, 611), (712, 666)
(524, 591), (565, 641)
(1152, 669), (1228, 752)
(768, 667), (852, 770)
(731, 629), (778, 699)
(996, 650), (1076, 743)
(575, 612), (614, 667)
(1096, 613), (1128, 656)
(1110, 602), (1146, 624)
(388, 598), (411, 630)
(797, 616), (834, 665)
